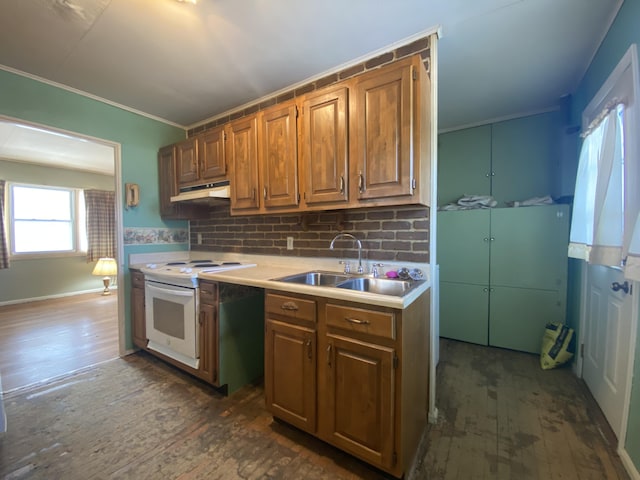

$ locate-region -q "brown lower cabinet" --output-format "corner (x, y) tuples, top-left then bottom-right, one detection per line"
(264, 289), (430, 478)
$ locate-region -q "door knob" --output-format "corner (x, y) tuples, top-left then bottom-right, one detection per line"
(611, 281), (630, 294)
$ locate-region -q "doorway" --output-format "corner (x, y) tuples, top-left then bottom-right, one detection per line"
(0, 116), (124, 391)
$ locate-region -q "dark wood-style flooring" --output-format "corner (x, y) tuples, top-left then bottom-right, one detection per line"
(0, 292), (119, 393)
(0, 333), (630, 479)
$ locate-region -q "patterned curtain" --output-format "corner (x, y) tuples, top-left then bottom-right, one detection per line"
(84, 189), (116, 262)
(0, 180), (9, 269)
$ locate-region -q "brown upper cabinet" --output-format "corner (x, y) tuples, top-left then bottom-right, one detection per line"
(161, 54), (431, 217)
(260, 100), (300, 209)
(158, 144), (207, 220)
(176, 125), (227, 188)
(301, 85), (349, 206)
(228, 115), (260, 213)
(352, 55), (430, 206)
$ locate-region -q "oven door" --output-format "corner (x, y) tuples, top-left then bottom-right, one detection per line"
(145, 280), (199, 369)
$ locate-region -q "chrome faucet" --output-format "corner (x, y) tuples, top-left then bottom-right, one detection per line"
(330, 233), (364, 274)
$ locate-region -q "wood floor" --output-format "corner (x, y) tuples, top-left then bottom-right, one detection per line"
(0, 336), (630, 479)
(0, 292), (119, 393)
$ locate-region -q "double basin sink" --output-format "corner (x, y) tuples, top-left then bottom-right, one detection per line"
(272, 270), (424, 297)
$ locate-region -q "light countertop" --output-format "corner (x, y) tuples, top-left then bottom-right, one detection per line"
(131, 253), (430, 309)
(198, 265), (429, 309)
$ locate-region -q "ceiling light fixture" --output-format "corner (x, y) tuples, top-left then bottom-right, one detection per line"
(176, 0), (197, 4)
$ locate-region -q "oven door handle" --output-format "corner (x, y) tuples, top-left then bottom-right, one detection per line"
(145, 282), (195, 298)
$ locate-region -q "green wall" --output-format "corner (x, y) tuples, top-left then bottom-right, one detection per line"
(0, 159), (115, 303)
(0, 69), (186, 348)
(570, 0), (640, 471)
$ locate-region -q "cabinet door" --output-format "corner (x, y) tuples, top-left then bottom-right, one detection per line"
(158, 145), (179, 218)
(354, 60), (413, 200)
(199, 126), (226, 181)
(324, 334), (395, 470)
(437, 209), (491, 284)
(228, 116), (260, 212)
(490, 286), (565, 354)
(302, 86), (349, 205)
(131, 285), (147, 349)
(265, 319), (316, 433)
(176, 137), (199, 185)
(198, 303), (218, 384)
(491, 112), (559, 205)
(490, 205), (569, 290)
(439, 281), (489, 345)
(438, 125), (491, 206)
(261, 102), (299, 208)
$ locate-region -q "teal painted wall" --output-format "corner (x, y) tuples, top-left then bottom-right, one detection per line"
(0, 159), (114, 302)
(0, 69), (186, 348)
(570, 0), (640, 470)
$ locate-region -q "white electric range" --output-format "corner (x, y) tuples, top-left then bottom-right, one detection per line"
(139, 259), (256, 369)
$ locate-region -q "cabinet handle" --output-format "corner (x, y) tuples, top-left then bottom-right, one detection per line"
(483, 237), (489, 242)
(345, 317), (370, 325)
(280, 301), (299, 311)
(306, 339), (312, 360)
(251, 188), (256, 200)
(485, 172), (496, 177)
(358, 173), (364, 193)
(198, 311), (204, 326)
(339, 175), (345, 194)
(327, 344), (332, 367)
(263, 187), (267, 199)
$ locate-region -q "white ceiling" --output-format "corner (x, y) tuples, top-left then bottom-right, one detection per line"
(0, 0), (623, 171)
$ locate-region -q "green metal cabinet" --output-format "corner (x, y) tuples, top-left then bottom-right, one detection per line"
(438, 125), (491, 207)
(437, 205), (570, 353)
(491, 114), (559, 206)
(438, 112), (560, 208)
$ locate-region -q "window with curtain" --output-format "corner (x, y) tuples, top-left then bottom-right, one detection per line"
(7, 183), (86, 257)
(568, 44), (640, 281)
(568, 104), (624, 266)
(84, 189), (116, 262)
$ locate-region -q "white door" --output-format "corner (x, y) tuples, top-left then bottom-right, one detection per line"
(582, 264), (633, 439)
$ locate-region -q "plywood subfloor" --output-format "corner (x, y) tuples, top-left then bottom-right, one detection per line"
(414, 339), (630, 479)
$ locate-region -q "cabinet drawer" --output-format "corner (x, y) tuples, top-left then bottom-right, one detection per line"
(326, 303), (396, 340)
(265, 293), (316, 323)
(199, 281), (218, 304)
(131, 270), (145, 289)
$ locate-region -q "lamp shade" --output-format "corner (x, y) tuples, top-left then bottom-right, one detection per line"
(92, 258), (117, 277)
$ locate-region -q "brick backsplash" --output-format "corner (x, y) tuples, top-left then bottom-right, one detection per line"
(187, 36), (431, 135)
(190, 205), (430, 264)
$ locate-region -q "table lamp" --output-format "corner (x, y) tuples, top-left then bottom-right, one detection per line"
(92, 258), (118, 295)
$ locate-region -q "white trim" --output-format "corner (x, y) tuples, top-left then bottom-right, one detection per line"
(187, 26), (441, 130)
(0, 114), (126, 358)
(0, 286), (118, 307)
(577, 43), (639, 454)
(620, 447), (640, 480)
(429, 33), (439, 424)
(0, 64), (186, 130)
(574, 262), (588, 377)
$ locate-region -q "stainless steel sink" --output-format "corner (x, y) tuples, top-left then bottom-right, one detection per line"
(272, 270), (424, 297)
(335, 277), (420, 296)
(273, 271), (351, 286)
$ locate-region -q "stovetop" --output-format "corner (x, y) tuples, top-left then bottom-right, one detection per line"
(140, 260), (256, 287)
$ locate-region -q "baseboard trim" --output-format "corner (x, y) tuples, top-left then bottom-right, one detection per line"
(620, 447), (640, 480)
(0, 287), (118, 307)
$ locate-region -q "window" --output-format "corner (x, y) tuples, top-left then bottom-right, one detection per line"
(9, 184), (87, 256)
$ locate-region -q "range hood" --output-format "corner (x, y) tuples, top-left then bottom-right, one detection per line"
(170, 180), (230, 203)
